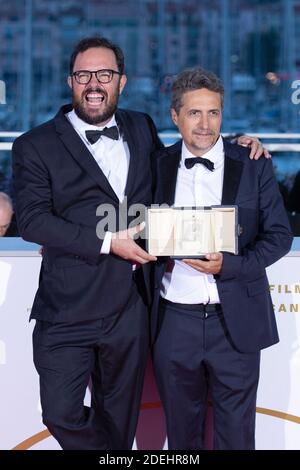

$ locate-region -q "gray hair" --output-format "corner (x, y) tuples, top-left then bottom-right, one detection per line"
(171, 67), (224, 114)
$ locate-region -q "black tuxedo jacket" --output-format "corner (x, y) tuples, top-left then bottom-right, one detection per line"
(12, 105), (162, 323)
(151, 139), (293, 352)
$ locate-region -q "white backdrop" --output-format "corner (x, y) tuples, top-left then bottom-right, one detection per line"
(0, 251), (300, 450)
(256, 255), (300, 449)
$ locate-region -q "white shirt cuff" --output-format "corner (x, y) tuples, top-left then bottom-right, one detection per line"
(100, 231), (112, 254)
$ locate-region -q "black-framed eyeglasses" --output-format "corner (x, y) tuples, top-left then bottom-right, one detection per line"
(72, 69), (122, 85)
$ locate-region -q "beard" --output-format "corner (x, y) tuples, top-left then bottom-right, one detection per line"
(72, 86), (119, 126)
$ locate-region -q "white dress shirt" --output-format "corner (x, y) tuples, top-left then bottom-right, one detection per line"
(161, 136), (224, 304)
(66, 109), (130, 253)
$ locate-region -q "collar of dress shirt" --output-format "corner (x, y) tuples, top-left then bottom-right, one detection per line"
(66, 109), (117, 136)
(181, 135), (224, 170)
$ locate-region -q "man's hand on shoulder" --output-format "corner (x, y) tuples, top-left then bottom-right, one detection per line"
(236, 135), (271, 160)
(110, 223), (157, 264)
(183, 252), (223, 275)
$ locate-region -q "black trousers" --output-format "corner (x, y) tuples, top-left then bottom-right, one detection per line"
(153, 300), (260, 450)
(33, 279), (149, 450)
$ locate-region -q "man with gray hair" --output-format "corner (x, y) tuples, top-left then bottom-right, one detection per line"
(0, 192), (13, 236)
(151, 67), (292, 450)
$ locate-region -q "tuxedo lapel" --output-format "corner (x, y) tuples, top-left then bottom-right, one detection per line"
(221, 139), (244, 204)
(157, 139), (244, 206)
(157, 141), (181, 205)
(116, 110), (139, 199)
(54, 106), (119, 202)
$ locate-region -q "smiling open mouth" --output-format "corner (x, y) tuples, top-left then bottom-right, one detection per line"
(85, 91), (106, 104)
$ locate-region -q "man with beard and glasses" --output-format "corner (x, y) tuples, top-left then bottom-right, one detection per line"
(12, 36), (159, 451)
(151, 68), (292, 450)
(12, 37), (270, 451)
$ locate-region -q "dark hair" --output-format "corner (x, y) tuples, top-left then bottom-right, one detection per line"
(69, 37), (125, 75)
(171, 67), (224, 114)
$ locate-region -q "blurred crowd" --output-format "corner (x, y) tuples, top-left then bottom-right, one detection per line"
(0, 171), (18, 237)
(279, 170), (300, 236)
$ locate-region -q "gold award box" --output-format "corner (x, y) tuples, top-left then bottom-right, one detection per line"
(146, 205), (238, 258)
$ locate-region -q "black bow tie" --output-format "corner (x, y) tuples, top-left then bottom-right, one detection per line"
(184, 156), (214, 171)
(85, 126), (119, 144)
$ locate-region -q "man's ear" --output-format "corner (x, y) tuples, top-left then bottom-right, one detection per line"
(119, 74), (127, 95)
(67, 76), (72, 90)
(171, 108), (178, 127)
